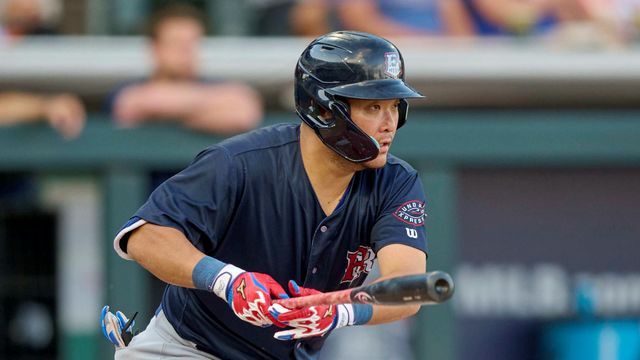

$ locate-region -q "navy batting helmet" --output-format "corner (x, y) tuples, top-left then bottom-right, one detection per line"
(295, 31), (424, 163)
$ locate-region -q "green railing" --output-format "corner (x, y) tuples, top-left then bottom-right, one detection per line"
(1, 110), (639, 360)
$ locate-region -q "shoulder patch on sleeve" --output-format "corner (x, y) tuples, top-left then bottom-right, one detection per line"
(392, 200), (425, 227)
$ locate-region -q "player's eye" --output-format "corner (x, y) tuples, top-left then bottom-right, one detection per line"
(369, 104), (381, 111)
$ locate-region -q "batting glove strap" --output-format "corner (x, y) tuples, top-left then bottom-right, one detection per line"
(212, 264), (245, 301)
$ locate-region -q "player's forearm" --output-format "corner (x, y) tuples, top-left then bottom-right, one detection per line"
(366, 244), (426, 324)
(127, 223), (205, 288)
(367, 303), (420, 325)
(360, 273), (421, 325)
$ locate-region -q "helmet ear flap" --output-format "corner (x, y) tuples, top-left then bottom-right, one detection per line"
(397, 99), (409, 129)
(320, 104), (380, 163)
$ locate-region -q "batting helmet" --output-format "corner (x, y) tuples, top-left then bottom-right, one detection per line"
(295, 31), (424, 163)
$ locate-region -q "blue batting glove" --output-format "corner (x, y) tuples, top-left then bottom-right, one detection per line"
(100, 305), (136, 348)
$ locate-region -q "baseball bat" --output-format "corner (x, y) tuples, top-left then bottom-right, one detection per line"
(275, 271), (454, 308)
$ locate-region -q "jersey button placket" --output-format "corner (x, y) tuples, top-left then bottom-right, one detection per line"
(305, 221), (329, 286)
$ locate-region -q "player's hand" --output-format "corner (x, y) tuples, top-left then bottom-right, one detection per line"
(225, 271), (289, 328)
(100, 305), (137, 348)
(268, 281), (351, 340)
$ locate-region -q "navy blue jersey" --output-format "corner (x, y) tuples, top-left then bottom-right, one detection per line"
(114, 124), (428, 359)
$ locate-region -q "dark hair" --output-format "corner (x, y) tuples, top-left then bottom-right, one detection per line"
(147, 4), (206, 40)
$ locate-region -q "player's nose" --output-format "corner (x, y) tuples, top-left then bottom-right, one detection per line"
(380, 108), (397, 132)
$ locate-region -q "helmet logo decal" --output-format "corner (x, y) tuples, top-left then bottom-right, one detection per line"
(384, 52), (401, 78)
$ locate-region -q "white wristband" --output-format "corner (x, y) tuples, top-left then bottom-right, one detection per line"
(211, 264), (245, 301)
(334, 304), (356, 329)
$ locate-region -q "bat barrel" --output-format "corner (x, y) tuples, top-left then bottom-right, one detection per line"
(352, 271), (455, 305)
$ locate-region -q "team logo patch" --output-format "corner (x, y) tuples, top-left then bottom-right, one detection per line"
(393, 200), (425, 226)
(340, 246), (375, 284)
(384, 52), (401, 78)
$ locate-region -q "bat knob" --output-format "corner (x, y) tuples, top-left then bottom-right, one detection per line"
(435, 279), (451, 295)
(427, 271), (455, 302)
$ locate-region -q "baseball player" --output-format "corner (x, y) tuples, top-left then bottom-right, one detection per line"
(102, 31), (428, 359)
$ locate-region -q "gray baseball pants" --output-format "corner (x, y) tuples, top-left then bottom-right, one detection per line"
(114, 310), (220, 359)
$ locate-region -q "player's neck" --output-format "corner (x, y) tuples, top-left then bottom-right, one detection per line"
(299, 124), (355, 215)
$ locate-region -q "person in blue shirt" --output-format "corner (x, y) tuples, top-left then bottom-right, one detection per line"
(102, 31), (429, 360)
(336, 0), (474, 36)
(463, 0), (596, 36)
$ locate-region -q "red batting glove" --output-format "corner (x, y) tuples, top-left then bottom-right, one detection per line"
(269, 281), (352, 340)
(223, 270), (289, 328)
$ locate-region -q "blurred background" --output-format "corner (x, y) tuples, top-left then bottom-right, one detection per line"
(1, 0), (640, 359)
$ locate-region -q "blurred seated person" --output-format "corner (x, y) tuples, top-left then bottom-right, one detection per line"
(0, 92), (85, 139)
(0, 0), (60, 40)
(574, 0), (640, 42)
(290, 0), (333, 36)
(106, 5), (263, 135)
(246, 0), (298, 35)
(464, 0), (598, 35)
(331, 0), (475, 37)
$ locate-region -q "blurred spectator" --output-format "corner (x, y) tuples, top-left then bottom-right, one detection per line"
(577, 0), (640, 41)
(106, 4), (263, 135)
(248, 0), (297, 35)
(290, 0), (334, 36)
(0, 0), (60, 40)
(0, 92), (85, 139)
(334, 0), (475, 37)
(464, 0), (599, 36)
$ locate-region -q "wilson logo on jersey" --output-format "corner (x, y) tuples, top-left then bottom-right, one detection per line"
(393, 200), (425, 226)
(341, 246), (375, 284)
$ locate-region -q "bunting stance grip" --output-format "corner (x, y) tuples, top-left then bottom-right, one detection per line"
(275, 271), (454, 308)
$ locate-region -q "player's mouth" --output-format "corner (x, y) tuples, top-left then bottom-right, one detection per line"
(378, 138), (393, 153)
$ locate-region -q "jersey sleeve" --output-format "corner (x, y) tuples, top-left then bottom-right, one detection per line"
(113, 146), (240, 260)
(370, 171), (428, 256)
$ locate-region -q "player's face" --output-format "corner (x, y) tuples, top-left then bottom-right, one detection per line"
(348, 98), (400, 169)
(152, 18), (203, 80)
